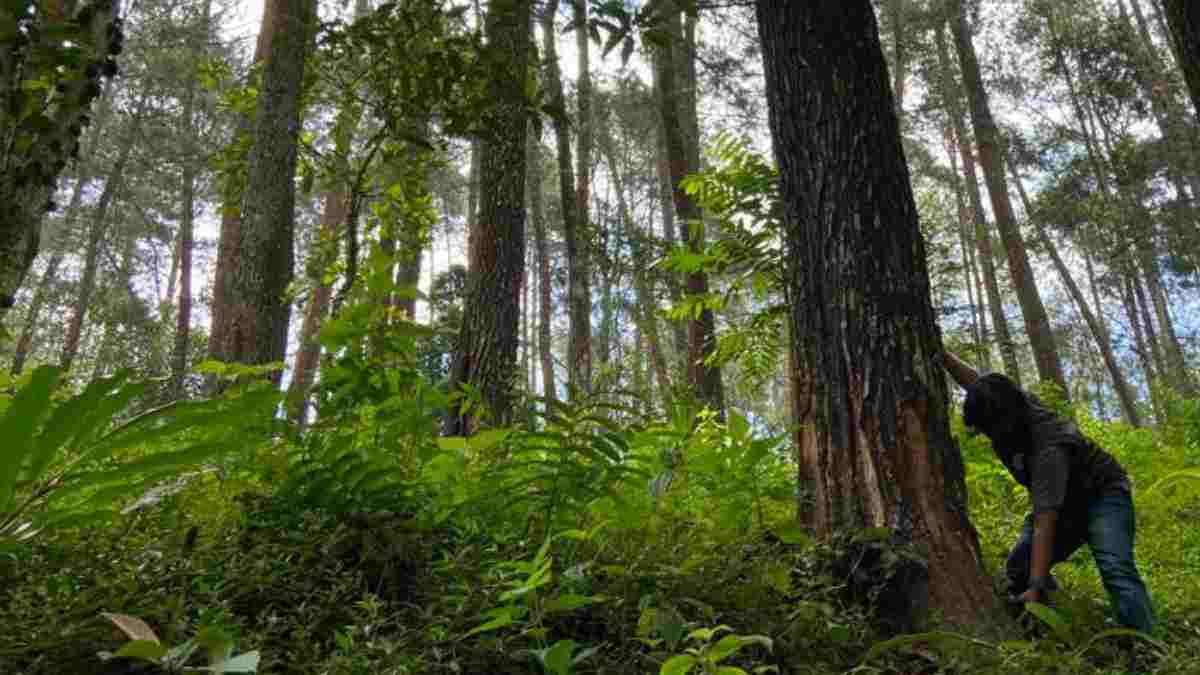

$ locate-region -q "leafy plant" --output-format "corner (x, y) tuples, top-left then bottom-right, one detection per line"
(657, 625), (776, 675)
(98, 612), (259, 673)
(0, 366), (279, 549)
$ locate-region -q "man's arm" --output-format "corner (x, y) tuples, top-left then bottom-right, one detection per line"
(942, 350), (980, 390)
(1021, 510), (1058, 603)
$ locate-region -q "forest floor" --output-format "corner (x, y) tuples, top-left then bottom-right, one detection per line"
(2, 402), (1198, 675)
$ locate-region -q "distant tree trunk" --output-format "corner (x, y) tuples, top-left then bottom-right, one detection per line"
(1131, 269), (1168, 381)
(947, 136), (986, 360)
(209, 0), (281, 362)
(287, 191), (345, 428)
(655, 3), (724, 415)
(934, 21), (1019, 381)
(61, 117), (139, 373)
(652, 96), (688, 365)
(170, 0), (212, 399)
(950, 0), (1067, 395)
(540, 0), (592, 397)
(0, 0), (123, 319)
(207, 0), (311, 384)
(1009, 160), (1143, 427)
(1121, 275), (1163, 421)
(599, 111), (669, 402)
(444, 0), (532, 435)
(757, 0), (996, 630)
(527, 120), (556, 402)
(1137, 245), (1196, 394)
(1164, 0), (1200, 121)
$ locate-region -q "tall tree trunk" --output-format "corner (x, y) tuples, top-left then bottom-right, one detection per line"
(1132, 269), (1168, 382)
(1008, 160), (1143, 427)
(1137, 245), (1195, 394)
(652, 95), (688, 365)
(949, 0), (1067, 395)
(0, 1), (123, 319)
(207, 0), (311, 384)
(599, 112), (670, 403)
(527, 120), (556, 402)
(170, 0), (213, 399)
(61, 117), (139, 373)
(757, 0), (995, 630)
(935, 21), (1019, 381)
(573, 0), (595, 388)
(1164, 0), (1200, 121)
(540, 0), (592, 396)
(655, 3), (724, 415)
(444, 0), (532, 435)
(1121, 275), (1163, 422)
(208, 0), (281, 363)
(287, 191), (346, 428)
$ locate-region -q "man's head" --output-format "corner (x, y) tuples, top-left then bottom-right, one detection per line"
(963, 373), (1029, 439)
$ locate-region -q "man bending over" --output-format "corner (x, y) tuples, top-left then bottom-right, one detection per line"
(943, 352), (1155, 634)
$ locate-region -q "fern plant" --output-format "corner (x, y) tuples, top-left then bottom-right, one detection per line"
(0, 366), (280, 549)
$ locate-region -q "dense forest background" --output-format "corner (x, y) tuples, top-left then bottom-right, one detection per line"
(1, 0), (1198, 673)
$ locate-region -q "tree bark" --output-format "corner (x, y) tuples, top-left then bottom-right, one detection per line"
(527, 120), (557, 402)
(207, 0), (311, 384)
(444, 0), (532, 435)
(949, 0), (1067, 396)
(934, 21), (1020, 383)
(1164, 0), (1200, 122)
(0, 1), (123, 319)
(208, 0), (281, 369)
(757, 0), (996, 630)
(654, 3), (724, 415)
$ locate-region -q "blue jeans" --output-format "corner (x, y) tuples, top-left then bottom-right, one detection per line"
(1006, 487), (1155, 633)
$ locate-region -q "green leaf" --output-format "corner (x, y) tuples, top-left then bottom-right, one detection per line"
(863, 630), (996, 663)
(1024, 602), (1073, 645)
(544, 593), (604, 614)
(470, 428), (510, 451)
(0, 366), (60, 510)
(536, 639), (576, 675)
(114, 640), (169, 663)
(660, 654), (697, 675)
(464, 607), (517, 638)
(707, 634), (746, 663)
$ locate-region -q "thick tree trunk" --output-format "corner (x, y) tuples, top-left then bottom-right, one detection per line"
(1008, 161), (1143, 427)
(444, 0), (532, 435)
(207, 0), (310, 384)
(527, 121), (556, 402)
(934, 22), (1020, 382)
(950, 0), (1067, 396)
(540, 0), (592, 396)
(757, 0), (996, 630)
(655, 4), (724, 415)
(0, 1), (123, 319)
(1164, 0), (1200, 121)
